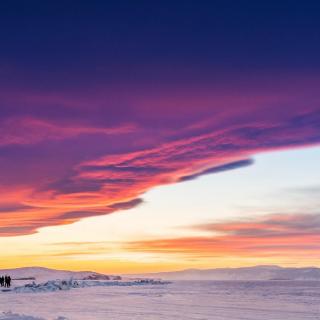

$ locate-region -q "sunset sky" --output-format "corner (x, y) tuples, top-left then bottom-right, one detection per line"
(0, 2), (320, 273)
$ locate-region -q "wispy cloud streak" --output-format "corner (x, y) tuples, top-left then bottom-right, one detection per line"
(125, 213), (320, 258)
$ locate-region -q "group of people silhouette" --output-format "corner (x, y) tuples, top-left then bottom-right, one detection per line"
(0, 275), (11, 288)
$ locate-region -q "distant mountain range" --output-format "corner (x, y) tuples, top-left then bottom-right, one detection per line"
(2, 265), (320, 282)
(0, 267), (121, 282)
(130, 265), (320, 281)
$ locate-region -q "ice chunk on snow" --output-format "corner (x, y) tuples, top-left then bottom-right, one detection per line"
(0, 312), (68, 320)
(0, 312), (44, 320)
(13, 278), (169, 293)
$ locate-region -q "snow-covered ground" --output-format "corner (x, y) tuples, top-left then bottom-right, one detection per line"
(1, 280), (320, 320)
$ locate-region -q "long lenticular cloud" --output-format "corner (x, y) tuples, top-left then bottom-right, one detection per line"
(0, 83), (320, 235)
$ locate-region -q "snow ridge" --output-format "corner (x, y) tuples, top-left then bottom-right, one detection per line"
(13, 278), (169, 293)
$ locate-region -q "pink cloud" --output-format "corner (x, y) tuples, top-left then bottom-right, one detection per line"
(125, 213), (320, 259)
(0, 117), (136, 146)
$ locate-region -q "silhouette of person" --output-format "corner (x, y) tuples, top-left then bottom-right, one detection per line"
(0, 275), (12, 288)
(4, 275), (9, 288)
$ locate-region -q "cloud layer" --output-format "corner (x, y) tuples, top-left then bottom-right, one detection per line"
(0, 63), (320, 237)
(125, 213), (320, 259)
